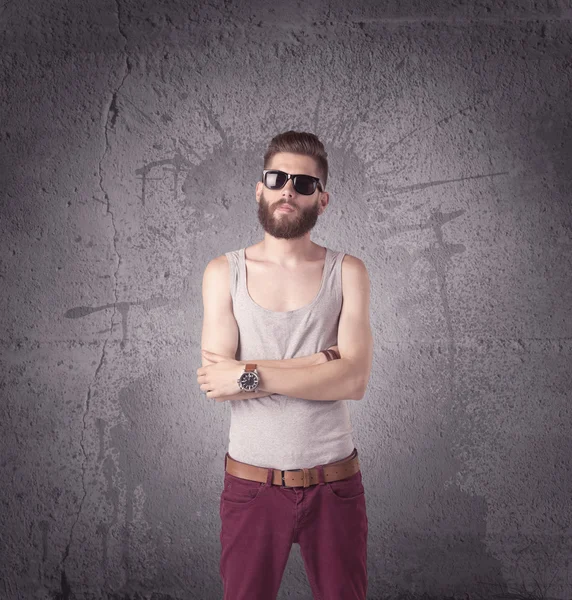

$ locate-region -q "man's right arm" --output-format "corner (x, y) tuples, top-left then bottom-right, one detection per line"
(200, 255), (328, 402)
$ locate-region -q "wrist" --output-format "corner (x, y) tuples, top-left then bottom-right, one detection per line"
(318, 348), (340, 363)
(238, 363), (259, 392)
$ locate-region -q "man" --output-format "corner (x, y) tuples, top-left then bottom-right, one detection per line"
(196, 130), (374, 599)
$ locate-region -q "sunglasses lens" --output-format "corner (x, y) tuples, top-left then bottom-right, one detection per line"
(294, 176), (317, 195)
(265, 171), (287, 189)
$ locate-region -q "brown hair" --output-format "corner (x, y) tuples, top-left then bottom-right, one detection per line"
(263, 130), (329, 189)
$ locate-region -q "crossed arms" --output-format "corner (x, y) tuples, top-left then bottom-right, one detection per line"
(199, 253), (374, 402)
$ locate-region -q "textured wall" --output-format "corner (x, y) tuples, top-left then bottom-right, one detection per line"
(1, 0), (572, 599)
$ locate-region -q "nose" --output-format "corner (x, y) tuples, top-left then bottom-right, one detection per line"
(280, 178), (296, 197)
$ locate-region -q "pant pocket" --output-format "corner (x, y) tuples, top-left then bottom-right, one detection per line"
(222, 472), (266, 505)
(325, 469), (365, 501)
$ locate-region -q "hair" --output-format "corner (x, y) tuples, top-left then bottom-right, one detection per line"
(263, 130), (329, 189)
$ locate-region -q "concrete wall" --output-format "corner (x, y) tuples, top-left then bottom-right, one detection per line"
(1, 1), (571, 599)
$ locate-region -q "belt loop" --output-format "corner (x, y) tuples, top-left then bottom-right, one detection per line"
(266, 467), (274, 486)
(316, 464), (326, 486)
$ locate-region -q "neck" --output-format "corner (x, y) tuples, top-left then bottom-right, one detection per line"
(259, 235), (318, 265)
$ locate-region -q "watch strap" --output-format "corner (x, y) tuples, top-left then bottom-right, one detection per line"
(321, 349), (340, 361)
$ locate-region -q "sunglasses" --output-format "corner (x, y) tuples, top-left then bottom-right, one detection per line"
(262, 169), (323, 195)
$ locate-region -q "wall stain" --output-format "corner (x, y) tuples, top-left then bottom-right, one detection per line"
(103, 454), (120, 525)
(38, 519), (49, 563)
(51, 569), (72, 600)
(134, 150), (192, 206)
(96, 521), (110, 584)
(64, 298), (170, 350)
(381, 171), (508, 200)
(96, 417), (107, 461)
(38, 519), (49, 586)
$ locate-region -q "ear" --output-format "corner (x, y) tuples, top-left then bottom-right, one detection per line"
(319, 191), (329, 213)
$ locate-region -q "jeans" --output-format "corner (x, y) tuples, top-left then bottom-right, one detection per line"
(219, 448), (368, 599)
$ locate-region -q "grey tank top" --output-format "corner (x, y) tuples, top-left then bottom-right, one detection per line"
(224, 246), (355, 470)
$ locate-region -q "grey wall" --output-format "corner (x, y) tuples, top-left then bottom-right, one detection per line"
(1, 1), (571, 599)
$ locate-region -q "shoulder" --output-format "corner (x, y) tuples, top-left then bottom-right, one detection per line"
(202, 254), (232, 295)
(341, 253), (369, 277)
(340, 253), (371, 296)
(204, 254), (229, 275)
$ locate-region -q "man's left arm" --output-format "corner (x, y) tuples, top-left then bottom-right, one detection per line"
(256, 255), (374, 401)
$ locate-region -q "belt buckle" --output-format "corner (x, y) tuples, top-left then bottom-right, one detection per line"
(281, 468), (303, 487)
(281, 468), (313, 488)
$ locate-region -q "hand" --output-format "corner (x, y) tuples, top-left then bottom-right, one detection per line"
(198, 350), (244, 399)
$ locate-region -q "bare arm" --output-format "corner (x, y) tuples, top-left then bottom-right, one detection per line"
(204, 349), (334, 402)
(255, 359), (359, 401)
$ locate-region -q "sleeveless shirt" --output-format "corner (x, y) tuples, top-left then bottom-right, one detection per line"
(223, 246), (356, 470)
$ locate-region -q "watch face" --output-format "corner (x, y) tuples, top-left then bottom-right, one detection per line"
(240, 371), (259, 391)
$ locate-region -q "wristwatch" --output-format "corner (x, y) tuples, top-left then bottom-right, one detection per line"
(237, 363), (259, 392)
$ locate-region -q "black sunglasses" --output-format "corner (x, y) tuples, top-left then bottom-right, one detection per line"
(262, 169), (323, 195)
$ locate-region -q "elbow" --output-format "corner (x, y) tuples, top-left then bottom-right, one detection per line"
(345, 361), (367, 400)
(355, 366), (371, 400)
(353, 377), (366, 401)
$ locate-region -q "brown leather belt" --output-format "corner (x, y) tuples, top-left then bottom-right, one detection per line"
(225, 448), (360, 488)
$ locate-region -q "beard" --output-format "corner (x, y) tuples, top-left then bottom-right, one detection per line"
(257, 190), (321, 240)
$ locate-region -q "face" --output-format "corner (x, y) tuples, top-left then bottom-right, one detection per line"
(255, 152), (328, 240)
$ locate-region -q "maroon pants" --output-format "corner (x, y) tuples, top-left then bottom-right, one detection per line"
(219, 448), (368, 600)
